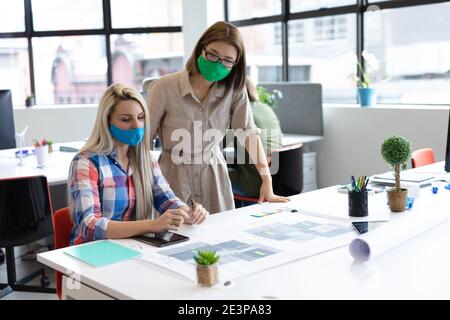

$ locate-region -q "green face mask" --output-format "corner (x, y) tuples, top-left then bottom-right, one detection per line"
(197, 55), (231, 82)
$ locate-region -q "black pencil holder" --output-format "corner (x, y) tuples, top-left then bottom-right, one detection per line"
(348, 191), (368, 217)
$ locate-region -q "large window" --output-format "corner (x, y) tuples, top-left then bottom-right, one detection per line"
(0, 1), (25, 32)
(0, 0), (182, 106)
(289, 15), (356, 101)
(290, 0), (355, 13)
(227, 0), (281, 21)
(313, 16), (349, 41)
(0, 39), (30, 105)
(31, 0), (104, 31)
(111, 33), (184, 89)
(110, 0), (182, 28)
(33, 36), (107, 105)
(226, 0), (450, 105)
(240, 23), (283, 83)
(364, 2), (450, 104)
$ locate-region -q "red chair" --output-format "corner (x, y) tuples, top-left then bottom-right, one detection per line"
(52, 207), (73, 300)
(233, 143), (303, 206)
(411, 148), (436, 168)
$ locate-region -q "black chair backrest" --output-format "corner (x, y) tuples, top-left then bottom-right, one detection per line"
(270, 145), (303, 196)
(0, 176), (53, 247)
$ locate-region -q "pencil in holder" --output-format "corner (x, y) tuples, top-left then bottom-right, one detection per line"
(348, 190), (368, 217)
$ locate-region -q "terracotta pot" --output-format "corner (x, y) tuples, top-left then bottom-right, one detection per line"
(387, 188), (408, 212)
(196, 264), (219, 287)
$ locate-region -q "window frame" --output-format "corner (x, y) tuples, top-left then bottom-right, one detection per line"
(224, 0), (450, 105)
(0, 0), (182, 102)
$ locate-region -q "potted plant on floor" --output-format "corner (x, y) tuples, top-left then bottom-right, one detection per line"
(381, 135), (412, 212)
(355, 51), (379, 107)
(194, 250), (220, 287)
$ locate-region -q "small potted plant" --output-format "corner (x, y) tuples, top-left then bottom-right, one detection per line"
(194, 250), (220, 287)
(355, 51), (379, 107)
(256, 85), (283, 109)
(33, 139), (50, 168)
(381, 135), (412, 212)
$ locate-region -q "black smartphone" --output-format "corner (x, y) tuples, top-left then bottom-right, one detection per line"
(352, 221), (387, 235)
(134, 232), (189, 247)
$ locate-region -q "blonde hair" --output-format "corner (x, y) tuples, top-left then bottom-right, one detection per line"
(185, 21), (247, 92)
(72, 84), (154, 221)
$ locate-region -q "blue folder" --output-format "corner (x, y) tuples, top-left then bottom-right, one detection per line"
(63, 240), (142, 267)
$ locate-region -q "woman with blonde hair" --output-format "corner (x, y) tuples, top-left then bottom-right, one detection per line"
(68, 84), (208, 245)
(148, 21), (289, 214)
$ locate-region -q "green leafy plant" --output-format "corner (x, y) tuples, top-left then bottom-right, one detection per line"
(381, 136), (411, 191)
(256, 85), (283, 109)
(193, 250), (220, 266)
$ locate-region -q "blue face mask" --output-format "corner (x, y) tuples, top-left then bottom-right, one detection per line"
(109, 124), (144, 146)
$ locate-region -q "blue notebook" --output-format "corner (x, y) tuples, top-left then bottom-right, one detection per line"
(63, 240), (142, 267)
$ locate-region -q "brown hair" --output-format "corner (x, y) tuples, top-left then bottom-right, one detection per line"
(246, 77), (259, 102)
(185, 21), (247, 92)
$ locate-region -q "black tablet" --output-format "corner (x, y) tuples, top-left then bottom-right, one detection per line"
(134, 232), (189, 247)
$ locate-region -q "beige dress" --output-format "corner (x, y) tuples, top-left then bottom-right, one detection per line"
(148, 70), (260, 213)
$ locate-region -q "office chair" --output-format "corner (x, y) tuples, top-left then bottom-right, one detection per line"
(411, 148), (436, 168)
(52, 207), (72, 299)
(0, 176), (56, 298)
(141, 76), (159, 95)
(234, 144), (303, 207)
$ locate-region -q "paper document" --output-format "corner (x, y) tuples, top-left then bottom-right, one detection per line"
(139, 208), (356, 283)
(283, 188), (391, 223)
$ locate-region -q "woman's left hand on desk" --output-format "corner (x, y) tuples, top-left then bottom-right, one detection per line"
(258, 180), (290, 203)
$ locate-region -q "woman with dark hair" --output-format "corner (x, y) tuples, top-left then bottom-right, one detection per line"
(148, 21), (289, 214)
(228, 77), (283, 198)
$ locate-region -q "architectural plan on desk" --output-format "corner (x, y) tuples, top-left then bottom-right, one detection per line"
(139, 204), (355, 283)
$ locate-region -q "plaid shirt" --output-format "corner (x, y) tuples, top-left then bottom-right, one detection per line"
(68, 150), (185, 245)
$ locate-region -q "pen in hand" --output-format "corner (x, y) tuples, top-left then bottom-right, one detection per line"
(188, 196), (199, 225)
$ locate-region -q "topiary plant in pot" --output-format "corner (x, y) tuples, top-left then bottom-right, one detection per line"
(381, 135), (411, 212)
(194, 250), (220, 287)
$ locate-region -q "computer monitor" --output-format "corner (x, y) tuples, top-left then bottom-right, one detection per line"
(0, 89), (16, 150)
(259, 82), (323, 136)
(445, 110), (450, 172)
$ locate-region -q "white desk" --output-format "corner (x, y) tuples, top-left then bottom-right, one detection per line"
(37, 162), (450, 299)
(0, 142), (82, 186)
(282, 133), (322, 147)
(0, 142), (162, 186)
(223, 133), (322, 153)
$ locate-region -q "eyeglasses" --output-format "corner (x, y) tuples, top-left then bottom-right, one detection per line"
(204, 49), (236, 68)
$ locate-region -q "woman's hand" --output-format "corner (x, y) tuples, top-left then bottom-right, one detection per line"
(180, 203), (209, 225)
(153, 208), (190, 233)
(258, 178), (290, 204)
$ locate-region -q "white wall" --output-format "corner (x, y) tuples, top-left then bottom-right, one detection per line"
(13, 105), (97, 146)
(13, 104), (449, 190)
(310, 105), (450, 188)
